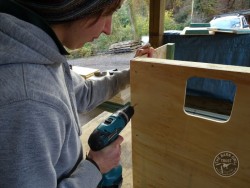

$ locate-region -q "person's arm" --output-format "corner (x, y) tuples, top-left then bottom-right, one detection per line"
(71, 43), (154, 113)
(0, 100), (101, 188)
(71, 68), (130, 113)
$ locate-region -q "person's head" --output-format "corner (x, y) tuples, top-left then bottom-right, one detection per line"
(16, 0), (124, 49)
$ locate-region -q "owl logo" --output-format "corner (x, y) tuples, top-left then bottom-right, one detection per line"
(213, 151), (239, 177)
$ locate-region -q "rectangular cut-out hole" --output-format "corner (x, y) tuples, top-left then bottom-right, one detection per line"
(184, 77), (236, 122)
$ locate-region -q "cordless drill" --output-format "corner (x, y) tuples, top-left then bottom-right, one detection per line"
(88, 105), (134, 188)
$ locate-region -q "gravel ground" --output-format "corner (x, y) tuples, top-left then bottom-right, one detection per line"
(67, 52), (135, 72)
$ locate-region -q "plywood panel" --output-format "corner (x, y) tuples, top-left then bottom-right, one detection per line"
(130, 57), (250, 188)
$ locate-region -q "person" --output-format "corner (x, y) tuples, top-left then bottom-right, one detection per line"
(0, 0), (154, 187)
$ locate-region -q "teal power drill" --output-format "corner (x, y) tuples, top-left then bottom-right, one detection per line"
(88, 105), (134, 188)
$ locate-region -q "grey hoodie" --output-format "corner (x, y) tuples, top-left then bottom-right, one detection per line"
(0, 7), (129, 188)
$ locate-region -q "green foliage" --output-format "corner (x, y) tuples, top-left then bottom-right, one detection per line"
(194, 0), (217, 22)
(164, 10), (183, 30)
(174, 4), (191, 24)
(68, 0), (250, 59)
(91, 6), (134, 51)
(136, 15), (149, 36)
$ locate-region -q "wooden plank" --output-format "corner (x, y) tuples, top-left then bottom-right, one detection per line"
(208, 28), (250, 34)
(140, 43), (174, 59)
(180, 27), (215, 35)
(149, 0), (165, 48)
(130, 57), (250, 187)
(151, 44), (167, 59)
(72, 66), (100, 79)
(108, 86), (131, 105)
(166, 43), (175, 60)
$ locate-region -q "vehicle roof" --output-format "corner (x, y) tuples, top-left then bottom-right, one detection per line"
(213, 13), (242, 18)
(211, 16), (241, 21)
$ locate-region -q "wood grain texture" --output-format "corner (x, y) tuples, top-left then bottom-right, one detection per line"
(130, 58), (250, 188)
(149, 0), (165, 48)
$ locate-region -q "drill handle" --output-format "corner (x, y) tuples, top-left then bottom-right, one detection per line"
(88, 127), (119, 151)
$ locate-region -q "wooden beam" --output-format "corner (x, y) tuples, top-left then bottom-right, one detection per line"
(149, 0), (165, 48)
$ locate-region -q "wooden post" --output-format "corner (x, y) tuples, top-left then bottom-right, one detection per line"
(166, 43), (175, 60)
(149, 0), (165, 48)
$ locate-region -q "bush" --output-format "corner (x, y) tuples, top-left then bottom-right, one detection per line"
(164, 10), (183, 30)
(136, 15), (149, 37)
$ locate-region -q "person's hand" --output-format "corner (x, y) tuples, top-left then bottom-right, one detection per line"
(134, 43), (155, 57)
(87, 135), (124, 174)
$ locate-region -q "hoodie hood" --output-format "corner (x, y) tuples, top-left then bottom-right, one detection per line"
(0, 13), (67, 66)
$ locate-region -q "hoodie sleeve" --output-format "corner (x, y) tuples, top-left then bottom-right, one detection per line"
(0, 100), (102, 188)
(71, 68), (130, 113)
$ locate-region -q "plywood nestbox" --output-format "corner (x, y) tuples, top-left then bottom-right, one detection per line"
(130, 49), (250, 187)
